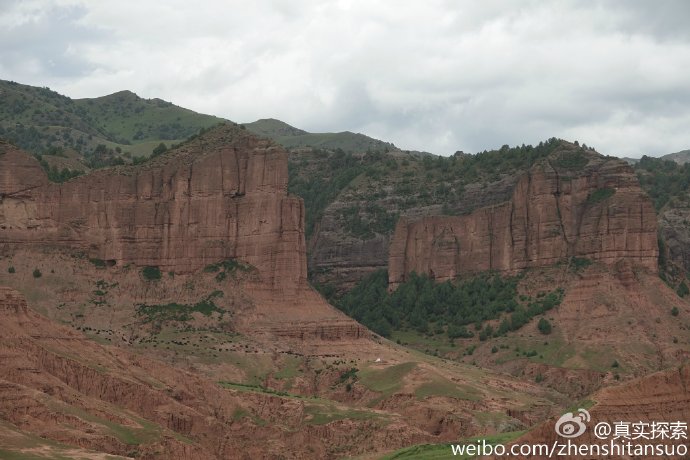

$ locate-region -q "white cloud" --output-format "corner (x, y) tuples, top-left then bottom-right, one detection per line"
(1, 0), (689, 157)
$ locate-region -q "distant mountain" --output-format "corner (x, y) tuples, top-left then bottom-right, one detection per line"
(0, 80), (225, 158)
(623, 149), (690, 166)
(243, 118), (396, 153)
(661, 149), (690, 164)
(621, 157), (640, 165)
(242, 118), (308, 138)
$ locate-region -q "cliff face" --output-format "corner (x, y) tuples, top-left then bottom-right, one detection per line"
(0, 126), (306, 293)
(496, 365), (690, 460)
(659, 205), (690, 277)
(308, 176), (517, 288)
(389, 148), (658, 287)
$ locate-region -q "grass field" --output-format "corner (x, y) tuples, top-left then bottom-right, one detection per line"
(378, 430), (526, 459)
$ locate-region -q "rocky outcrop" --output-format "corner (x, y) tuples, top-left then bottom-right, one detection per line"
(659, 205), (690, 277)
(0, 126), (306, 293)
(306, 164), (521, 292)
(495, 365), (690, 459)
(389, 148), (658, 287)
(0, 287), (471, 459)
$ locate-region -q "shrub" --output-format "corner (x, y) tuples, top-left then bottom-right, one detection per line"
(554, 151), (588, 170)
(448, 324), (474, 339)
(32, 268), (42, 278)
(151, 142), (168, 157)
(537, 318), (552, 335)
(89, 258), (106, 268)
(671, 307), (680, 317)
(7, 266), (15, 274)
(141, 266), (162, 281)
(570, 257), (592, 272)
(587, 188), (615, 204)
(611, 360), (619, 368)
(535, 374), (544, 383)
(676, 282), (688, 298)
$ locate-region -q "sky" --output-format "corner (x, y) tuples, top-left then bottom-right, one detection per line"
(2, 1), (690, 158)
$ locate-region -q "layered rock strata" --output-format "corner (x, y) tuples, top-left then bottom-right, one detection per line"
(0, 127), (305, 293)
(389, 150), (658, 287)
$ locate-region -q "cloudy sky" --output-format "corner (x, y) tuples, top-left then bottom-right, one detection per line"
(2, 0), (689, 157)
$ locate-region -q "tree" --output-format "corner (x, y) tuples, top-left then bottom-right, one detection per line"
(537, 317), (552, 335)
(141, 266), (162, 281)
(151, 142), (168, 157)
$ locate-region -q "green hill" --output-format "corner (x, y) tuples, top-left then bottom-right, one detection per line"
(243, 118), (396, 153)
(661, 149), (690, 165)
(0, 80), (225, 160)
(243, 118), (308, 138)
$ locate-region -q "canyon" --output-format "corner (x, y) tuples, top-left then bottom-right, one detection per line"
(0, 125), (569, 458)
(0, 123), (687, 459)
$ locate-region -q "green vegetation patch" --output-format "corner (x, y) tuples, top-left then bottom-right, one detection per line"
(335, 270), (518, 337)
(89, 258), (106, 268)
(414, 376), (481, 401)
(141, 266), (161, 281)
(379, 431), (526, 459)
(274, 357), (303, 380)
(136, 291), (224, 323)
(340, 203), (399, 239)
(587, 187), (615, 204)
(288, 148), (370, 238)
(553, 151), (589, 170)
(0, 80), (224, 169)
(358, 362), (417, 397)
(36, 155), (84, 183)
(570, 256), (592, 272)
(203, 258), (253, 281)
(635, 155), (690, 211)
(335, 270), (564, 340)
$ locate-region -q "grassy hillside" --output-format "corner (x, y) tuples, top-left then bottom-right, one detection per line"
(244, 118), (396, 153)
(243, 118), (308, 138)
(661, 149), (690, 165)
(0, 79), (225, 162)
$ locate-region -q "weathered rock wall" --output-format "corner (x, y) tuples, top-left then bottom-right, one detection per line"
(0, 127), (306, 293)
(389, 152), (658, 287)
(306, 169), (520, 292)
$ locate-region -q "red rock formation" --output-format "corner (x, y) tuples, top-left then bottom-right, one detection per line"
(0, 287), (460, 459)
(389, 148), (658, 288)
(494, 365), (690, 459)
(0, 127), (306, 293)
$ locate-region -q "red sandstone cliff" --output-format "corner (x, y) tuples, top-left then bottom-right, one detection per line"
(389, 147), (658, 287)
(0, 126), (305, 293)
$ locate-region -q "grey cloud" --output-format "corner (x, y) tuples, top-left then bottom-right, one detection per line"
(0, 3), (106, 80)
(1, 1), (689, 158)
